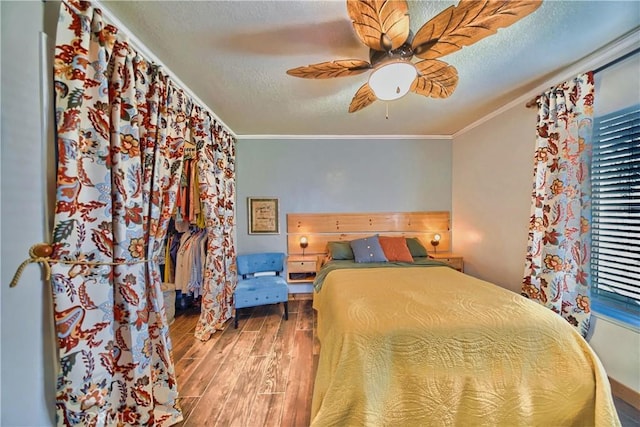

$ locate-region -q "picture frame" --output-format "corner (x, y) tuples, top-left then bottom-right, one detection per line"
(247, 197), (279, 234)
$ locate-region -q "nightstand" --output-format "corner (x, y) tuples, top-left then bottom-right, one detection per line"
(430, 252), (464, 272)
(286, 255), (318, 283)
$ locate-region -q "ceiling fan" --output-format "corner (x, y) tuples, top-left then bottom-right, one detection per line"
(286, 0), (542, 113)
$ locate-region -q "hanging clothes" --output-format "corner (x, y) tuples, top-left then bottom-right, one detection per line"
(188, 231), (208, 298)
(173, 228), (208, 297)
(167, 141), (208, 303)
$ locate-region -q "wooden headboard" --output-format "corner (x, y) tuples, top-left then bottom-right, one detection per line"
(286, 211), (450, 257)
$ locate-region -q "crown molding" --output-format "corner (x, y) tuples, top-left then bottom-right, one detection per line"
(236, 134), (453, 141)
(452, 28), (640, 139)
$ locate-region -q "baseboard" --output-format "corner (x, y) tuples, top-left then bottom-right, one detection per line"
(610, 377), (640, 411)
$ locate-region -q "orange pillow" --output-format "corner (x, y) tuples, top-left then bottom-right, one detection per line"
(378, 236), (414, 262)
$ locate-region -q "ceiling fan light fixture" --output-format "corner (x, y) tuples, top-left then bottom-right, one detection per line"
(368, 60), (417, 101)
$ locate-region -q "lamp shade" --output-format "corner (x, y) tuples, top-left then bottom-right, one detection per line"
(368, 60), (417, 101)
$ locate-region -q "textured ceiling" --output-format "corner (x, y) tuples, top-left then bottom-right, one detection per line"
(101, 1), (640, 137)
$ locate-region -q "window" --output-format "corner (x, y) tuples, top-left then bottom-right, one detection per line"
(590, 104), (640, 316)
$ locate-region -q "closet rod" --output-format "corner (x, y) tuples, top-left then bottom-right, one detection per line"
(93, 0), (237, 137)
(525, 47), (640, 109)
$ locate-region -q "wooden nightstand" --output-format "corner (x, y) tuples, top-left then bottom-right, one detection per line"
(430, 252), (464, 272)
(286, 255), (318, 283)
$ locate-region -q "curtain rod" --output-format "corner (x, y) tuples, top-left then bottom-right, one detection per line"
(525, 47), (640, 109)
(593, 46), (640, 74)
(92, 0), (237, 137)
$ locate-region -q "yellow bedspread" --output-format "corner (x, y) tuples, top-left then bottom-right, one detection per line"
(311, 266), (620, 427)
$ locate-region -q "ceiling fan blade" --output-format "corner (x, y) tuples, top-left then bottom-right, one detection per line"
(349, 83), (377, 113)
(287, 59), (372, 79)
(411, 60), (459, 98)
(347, 0), (410, 52)
(412, 0), (542, 59)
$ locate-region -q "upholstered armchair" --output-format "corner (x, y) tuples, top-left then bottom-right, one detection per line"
(234, 252), (289, 328)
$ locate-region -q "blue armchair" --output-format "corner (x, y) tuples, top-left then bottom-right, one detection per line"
(234, 252), (289, 329)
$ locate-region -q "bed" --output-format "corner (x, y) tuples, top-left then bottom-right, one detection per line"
(286, 212), (620, 427)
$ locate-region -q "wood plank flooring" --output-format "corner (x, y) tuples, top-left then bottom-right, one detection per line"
(170, 294), (317, 427)
(170, 294), (639, 427)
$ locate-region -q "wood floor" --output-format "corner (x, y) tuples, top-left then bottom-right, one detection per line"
(170, 294), (317, 427)
(170, 295), (639, 427)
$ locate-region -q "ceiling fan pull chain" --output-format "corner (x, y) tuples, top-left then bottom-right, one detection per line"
(386, 103), (389, 120)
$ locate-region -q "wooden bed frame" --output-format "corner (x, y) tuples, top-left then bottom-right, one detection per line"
(286, 211), (450, 257)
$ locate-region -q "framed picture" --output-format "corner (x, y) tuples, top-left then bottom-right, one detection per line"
(248, 197), (279, 234)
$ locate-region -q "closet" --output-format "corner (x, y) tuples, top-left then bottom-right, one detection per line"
(161, 141), (208, 320)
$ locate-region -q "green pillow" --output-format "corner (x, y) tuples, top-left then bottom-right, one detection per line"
(327, 241), (354, 260)
(406, 237), (428, 257)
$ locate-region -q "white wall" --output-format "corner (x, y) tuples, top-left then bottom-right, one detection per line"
(451, 106), (535, 292)
(236, 137), (452, 257)
(1, 1), (58, 424)
(452, 54), (640, 393)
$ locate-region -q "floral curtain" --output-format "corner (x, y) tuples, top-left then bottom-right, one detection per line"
(189, 105), (237, 341)
(522, 72), (595, 337)
(51, 0), (236, 424)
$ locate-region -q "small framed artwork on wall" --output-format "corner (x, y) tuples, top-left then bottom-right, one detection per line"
(248, 197), (279, 234)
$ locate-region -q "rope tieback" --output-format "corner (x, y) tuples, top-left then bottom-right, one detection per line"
(10, 244), (54, 287)
(10, 243), (155, 288)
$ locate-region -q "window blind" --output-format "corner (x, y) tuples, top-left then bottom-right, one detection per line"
(591, 104), (640, 310)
